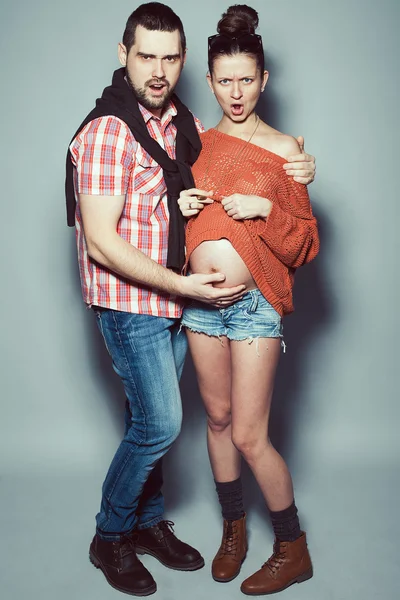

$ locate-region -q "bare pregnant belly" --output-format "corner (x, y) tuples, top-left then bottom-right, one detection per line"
(189, 239), (256, 289)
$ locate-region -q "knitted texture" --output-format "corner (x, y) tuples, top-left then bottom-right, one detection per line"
(269, 501), (301, 542)
(186, 129), (320, 315)
(215, 478), (245, 522)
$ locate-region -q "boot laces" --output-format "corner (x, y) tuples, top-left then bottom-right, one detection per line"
(119, 535), (137, 557)
(221, 521), (239, 555)
(158, 520), (175, 537)
(113, 535), (137, 570)
(262, 540), (286, 575)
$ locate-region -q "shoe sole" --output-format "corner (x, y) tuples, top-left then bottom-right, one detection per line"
(89, 549), (157, 596)
(241, 567), (313, 595)
(135, 546), (205, 571)
(212, 552), (247, 583)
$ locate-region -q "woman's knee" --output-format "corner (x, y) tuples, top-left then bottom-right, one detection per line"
(231, 429), (269, 460)
(207, 410), (232, 434)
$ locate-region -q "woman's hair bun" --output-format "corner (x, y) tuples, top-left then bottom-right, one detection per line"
(217, 4), (259, 36)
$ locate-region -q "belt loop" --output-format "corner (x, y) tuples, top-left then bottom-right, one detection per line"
(249, 290), (258, 313)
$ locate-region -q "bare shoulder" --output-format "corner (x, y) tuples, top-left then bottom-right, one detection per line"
(271, 134), (301, 159)
(254, 123), (301, 160)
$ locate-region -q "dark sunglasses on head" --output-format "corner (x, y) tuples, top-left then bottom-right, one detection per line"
(208, 33), (263, 54)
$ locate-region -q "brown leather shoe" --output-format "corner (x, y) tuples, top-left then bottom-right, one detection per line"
(212, 515), (247, 582)
(240, 532), (313, 595)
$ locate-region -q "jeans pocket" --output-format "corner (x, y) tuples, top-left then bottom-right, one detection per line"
(94, 310), (112, 357)
(242, 290), (259, 319)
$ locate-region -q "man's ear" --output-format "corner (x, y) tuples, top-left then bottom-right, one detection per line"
(118, 42), (127, 67)
(206, 72), (214, 94)
(182, 48), (187, 67)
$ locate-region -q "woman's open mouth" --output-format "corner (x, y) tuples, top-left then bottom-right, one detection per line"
(231, 104), (244, 116)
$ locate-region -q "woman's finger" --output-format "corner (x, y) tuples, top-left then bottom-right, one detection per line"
(187, 188), (214, 198)
(183, 208), (200, 217)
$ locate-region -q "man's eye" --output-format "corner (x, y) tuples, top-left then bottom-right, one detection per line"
(219, 79), (230, 85)
(165, 57), (177, 63)
(141, 55), (151, 60)
(243, 78), (253, 84)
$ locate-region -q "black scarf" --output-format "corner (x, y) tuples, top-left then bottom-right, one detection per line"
(65, 67), (202, 271)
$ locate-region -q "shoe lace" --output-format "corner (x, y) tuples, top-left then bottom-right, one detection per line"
(111, 535), (137, 570)
(158, 520), (175, 538)
(262, 540), (287, 575)
(221, 521), (239, 555)
(119, 535), (137, 557)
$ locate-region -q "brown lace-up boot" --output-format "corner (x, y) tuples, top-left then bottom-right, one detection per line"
(212, 515), (247, 582)
(240, 532), (313, 595)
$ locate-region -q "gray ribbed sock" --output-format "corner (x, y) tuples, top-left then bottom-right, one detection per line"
(269, 501), (301, 541)
(215, 477), (245, 521)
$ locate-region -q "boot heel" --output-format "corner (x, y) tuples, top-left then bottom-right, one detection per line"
(135, 546), (146, 555)
(89, 550), (101, 569)
(297, 567), (313, 583)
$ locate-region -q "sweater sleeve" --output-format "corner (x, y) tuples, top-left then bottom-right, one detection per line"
(256, 176), (320, 268)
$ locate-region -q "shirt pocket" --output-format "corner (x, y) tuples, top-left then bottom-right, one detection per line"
(134, 149), (166, 196)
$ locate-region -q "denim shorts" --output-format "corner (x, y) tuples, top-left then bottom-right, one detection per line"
(181, 289), (283, 342)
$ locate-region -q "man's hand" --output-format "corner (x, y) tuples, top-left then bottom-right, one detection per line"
(283, 136), (316, 185)
(178, 187), (214, 218)
(221, 194), (272, 220)
(180, 272), (246, 307)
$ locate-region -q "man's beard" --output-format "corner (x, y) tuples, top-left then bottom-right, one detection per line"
(126, 73), (173, 111)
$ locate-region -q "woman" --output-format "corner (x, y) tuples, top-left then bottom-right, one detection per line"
(178, 4), (320, 596)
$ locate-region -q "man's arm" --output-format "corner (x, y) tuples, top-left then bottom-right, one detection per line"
(79, 193), (245, 306)
(283, 136), (316, 185)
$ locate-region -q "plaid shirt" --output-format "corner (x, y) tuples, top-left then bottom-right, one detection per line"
(70, 101), (204, 317)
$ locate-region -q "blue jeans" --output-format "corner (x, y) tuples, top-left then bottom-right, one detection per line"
(93, 309), (187, 541)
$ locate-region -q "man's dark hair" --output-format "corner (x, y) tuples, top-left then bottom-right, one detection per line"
(122, 2), (186, 54)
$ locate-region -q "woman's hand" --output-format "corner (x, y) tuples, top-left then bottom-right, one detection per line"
(178, 188), (214, 218)
(221, 194), (272, 220)
(283, 136), (316, 184)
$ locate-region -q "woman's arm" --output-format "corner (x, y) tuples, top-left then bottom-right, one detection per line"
(255, 180), (319, 268)
(257, 136), (319, 268)
(222, 136), (320, 268)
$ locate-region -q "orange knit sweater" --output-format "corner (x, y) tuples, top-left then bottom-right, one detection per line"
(186, 129), (320, 316)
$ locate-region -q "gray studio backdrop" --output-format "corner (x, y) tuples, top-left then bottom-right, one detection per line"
(0, 1), (398, 599)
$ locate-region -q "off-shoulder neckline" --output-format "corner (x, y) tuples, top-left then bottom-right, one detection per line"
(204, 128), (288, 165)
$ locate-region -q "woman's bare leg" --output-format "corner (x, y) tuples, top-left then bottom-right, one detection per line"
(230, 338), (294, 511)
(186, 331), (240, 482)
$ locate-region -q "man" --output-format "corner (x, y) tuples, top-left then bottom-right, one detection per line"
(66, 3), (316, 596)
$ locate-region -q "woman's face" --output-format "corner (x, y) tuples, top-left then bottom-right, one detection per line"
(207, 53), (268, 122)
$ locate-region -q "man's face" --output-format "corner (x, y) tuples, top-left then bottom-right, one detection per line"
(118, 25), (186, 116)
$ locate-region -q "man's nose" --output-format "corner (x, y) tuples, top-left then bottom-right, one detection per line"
(152, 58), (165, 79)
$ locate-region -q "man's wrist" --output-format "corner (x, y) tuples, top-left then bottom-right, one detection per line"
(171, 272), (187, 297)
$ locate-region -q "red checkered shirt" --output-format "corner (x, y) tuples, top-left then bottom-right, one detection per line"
(70, 101), (204, 317)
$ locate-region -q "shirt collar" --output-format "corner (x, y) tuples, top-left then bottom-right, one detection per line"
(139, 100), (177, 126)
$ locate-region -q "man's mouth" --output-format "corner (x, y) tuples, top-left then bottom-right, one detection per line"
(148, 81), (168, 95)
